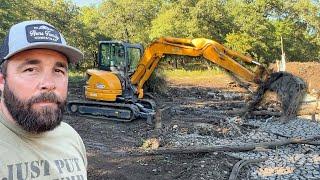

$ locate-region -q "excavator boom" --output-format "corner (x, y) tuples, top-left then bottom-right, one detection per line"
(131, 37), (265, 98)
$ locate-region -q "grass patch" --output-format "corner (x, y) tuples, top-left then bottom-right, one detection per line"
(68, 70), (86, 83)
(161, 69), (229, 87)
(67, 68), (225, 90)
(163, 69), (223, 79)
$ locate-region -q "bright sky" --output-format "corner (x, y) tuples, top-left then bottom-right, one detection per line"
(71, 0), (102, 7)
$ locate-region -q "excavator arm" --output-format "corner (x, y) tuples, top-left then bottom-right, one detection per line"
(130, 37), (265, 98)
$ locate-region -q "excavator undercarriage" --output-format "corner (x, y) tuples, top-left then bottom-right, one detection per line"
(67, 98), (156, 122)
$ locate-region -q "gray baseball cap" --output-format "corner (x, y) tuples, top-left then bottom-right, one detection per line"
(0, 20), (83, 64)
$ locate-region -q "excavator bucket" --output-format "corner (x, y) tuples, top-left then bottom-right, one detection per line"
(242, 72), (307, 122)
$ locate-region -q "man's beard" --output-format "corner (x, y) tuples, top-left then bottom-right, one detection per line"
(3, 83), (66, 133)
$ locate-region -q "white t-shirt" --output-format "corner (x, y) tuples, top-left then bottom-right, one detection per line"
(0, 112), (87, 179)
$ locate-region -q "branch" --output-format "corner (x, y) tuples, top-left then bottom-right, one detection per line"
(228, 158), (268, 180)
(128, 136), (320, 156)
(226, 108), (319, 117)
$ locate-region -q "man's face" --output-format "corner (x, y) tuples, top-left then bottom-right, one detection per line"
(1, 49), (68, 133)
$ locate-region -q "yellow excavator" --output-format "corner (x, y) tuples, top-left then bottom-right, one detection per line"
(67, 37), (268, 121)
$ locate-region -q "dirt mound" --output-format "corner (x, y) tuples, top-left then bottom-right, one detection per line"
(275, 62), (320, 92)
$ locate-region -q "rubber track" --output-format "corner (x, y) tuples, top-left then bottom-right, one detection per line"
(66, 100), (140, 122)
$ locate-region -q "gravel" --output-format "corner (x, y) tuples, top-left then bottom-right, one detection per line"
(166, 117), (320, 179)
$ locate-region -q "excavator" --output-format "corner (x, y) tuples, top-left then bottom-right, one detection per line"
(67, 37), (269, 122)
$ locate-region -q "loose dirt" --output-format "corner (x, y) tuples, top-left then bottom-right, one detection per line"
(274, 62), (320, 92)
(65, 61), (320, 180)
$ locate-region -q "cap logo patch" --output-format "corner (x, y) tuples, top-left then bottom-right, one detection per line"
(26, 24), (62, 43)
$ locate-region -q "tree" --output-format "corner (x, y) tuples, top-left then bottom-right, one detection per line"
(0, 0), (29, 39)
(189, 0), (234, 42)
(149, 0), (196, 39)
(98, 0), (162, 44)
(1, 0), (319, 71)
(224, 0), (320, 62)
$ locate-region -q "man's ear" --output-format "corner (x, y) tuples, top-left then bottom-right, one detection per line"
(0, 73), (5, 92)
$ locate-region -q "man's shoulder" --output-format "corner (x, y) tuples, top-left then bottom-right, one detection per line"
(53, 122), (81, 139)
(49, 122), (85, 152)
(59, 121), (76, 130)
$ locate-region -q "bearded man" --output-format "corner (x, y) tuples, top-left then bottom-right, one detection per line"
(0, 20), (87, 179)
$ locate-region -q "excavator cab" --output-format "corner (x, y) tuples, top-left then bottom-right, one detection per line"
(67, 41), (154, 122)
(98, 41), (143, 75)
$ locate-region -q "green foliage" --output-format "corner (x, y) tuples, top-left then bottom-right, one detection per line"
(189, 0), (233, 42)
(143, 69), (168, 94)
(0, 0), (29, 38)
(0, 0), (319, 71)
(98, 0), (162, 44)
(149, 0), (195, 39)
(163, 69), (223, 78)
(225, 33), (255, 54)
(68, 70), (86, 83)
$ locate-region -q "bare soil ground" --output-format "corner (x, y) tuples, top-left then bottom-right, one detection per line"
(273, 62), (320, 92)
(65, 62), (320, 180)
